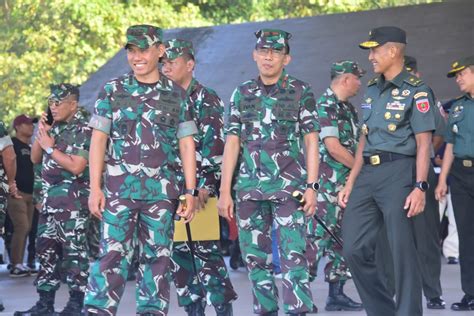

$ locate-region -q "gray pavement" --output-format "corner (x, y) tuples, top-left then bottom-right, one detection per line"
(0, 257), (471, 315)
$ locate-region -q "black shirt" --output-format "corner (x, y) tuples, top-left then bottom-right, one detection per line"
(12, 137), (34, 194)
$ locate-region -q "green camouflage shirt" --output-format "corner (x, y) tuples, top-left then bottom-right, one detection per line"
(89, 72), (198, 200)
(445, 93), (474, 158)
(226, 70), (320, 201)
(317, 87), (359, 176)
(42, 107), (91, 212)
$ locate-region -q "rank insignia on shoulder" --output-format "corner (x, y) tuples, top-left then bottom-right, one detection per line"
(402, 90), (410, 96)
(361, 124), (369, 135)
(388, 123), (397, 132)
(453, 124), (458, 133)
(391, 88), (399, 96)
(416, 98), (430, 113)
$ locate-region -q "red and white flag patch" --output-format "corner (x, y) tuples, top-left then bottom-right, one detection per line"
(416, 98), (430, 113)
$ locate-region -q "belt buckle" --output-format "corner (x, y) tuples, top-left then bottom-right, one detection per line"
(370, 155), (381, 166)
(463, 160), (473, 167)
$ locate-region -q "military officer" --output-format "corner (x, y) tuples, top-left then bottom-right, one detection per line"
(84, 25), (198, 316)
(16, 83), (92, 316)
(218, 29), (320, 316)
(161, 38), (237, 316)
(435, 55), (474, 311)
(339, 26), (436, 316)
(305, 60), (364, 312)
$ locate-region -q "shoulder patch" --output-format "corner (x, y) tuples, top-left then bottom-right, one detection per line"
(414, 92), (428, 99)
(404, 75), (423, 87)
(367, 77), (378, 86)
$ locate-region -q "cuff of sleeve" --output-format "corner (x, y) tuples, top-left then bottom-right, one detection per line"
(320, 126), (339, 140)
(69, 147), (89, 160)
(0, 136), (13, 151)
(177, 120), (198, 139)
(89, 115), (111, 134)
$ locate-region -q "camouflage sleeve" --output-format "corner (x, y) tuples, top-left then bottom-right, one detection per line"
(177, 95), (198, 139)
(67, 123), (93, 160)
(299, 85), (321, 135)
(225, 87), (242, 136)
(32, 163), (43, 205)
(317, 95), (339, 140)
(197, 89), (225, 194)
(89, 84), (113, 134)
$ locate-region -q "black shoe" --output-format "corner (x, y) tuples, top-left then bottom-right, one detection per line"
(184, 300), (206, 316)
(229, 252), (241, 270)
(325, 281), (363, 311)
(308, 305), (318, 314)
(215, 303), (233, 316)
(0, 302), (4, 312)
(58, 290), (84, 315)
(427, 297), (445, 309)
(451, 294), (474, 311)
(14, 290), (56, 316)
(447, 256), (459, 264)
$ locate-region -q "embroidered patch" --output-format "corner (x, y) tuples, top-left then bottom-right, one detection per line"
(402, 90), (410, 96)
(414, 92), (428, 99)
(416, 98), (430, 113)
(386, 101), (405, 111)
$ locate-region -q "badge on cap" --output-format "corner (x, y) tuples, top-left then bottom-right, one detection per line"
(453, 124), (458, 133)
(388, 123), (397, 132)
(402, 90), (410, 97)
(384, 112), (392, 120)
(391, 89), (399, 96)
(416, 98), (430, 113)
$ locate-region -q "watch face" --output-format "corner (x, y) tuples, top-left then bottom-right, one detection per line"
(421, 182), (429, 190)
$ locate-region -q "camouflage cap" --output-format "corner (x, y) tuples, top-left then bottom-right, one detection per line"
(255, 29), (291, 51)
(163, 39), (195, 60)
(359, 26), (406, 49)
(404, 55), (418, 73)
(447, 55), (474, 78)
(125, 24), (163, 49)
(330, 60), (365, 79)
(48, 83), (80, 102)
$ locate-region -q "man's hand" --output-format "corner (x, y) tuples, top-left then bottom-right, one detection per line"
(8, 181), (21, 199)
(338, 184), (353, 208)
(196, 188), (209, 211)
(217, 192), (234, 221)
(89, 188), (105, 220)
(37, 122), (55, 151)
(176, 194), (196, 223)
(302, 188), (317, 217)
(404, 188), (426, 218)
(435, 181), (448, 202)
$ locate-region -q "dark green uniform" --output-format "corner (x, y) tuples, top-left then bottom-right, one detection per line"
(342, 67), (436, 316)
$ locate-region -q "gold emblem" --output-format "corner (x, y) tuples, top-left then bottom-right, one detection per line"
(452, 61), (459, 68)
(402, 90), (410, 96)
(370, 155), (380, 165)
(453, 124), (458, 133)
(366, 98), (372, 104)
(395, 113), (401, 120)
(463, 160), (473, 168)
(384, 112), (392, 120)
(361, 124), (369, 135)
(388, 123), (397, 132)
(391, 88), (399, 96)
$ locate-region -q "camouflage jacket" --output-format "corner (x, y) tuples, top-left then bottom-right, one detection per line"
(89, 72), (197, 201)
(226, 69), (320, 201)
(0, 120), (12, 227)
(42, 107), (91, 212)
(317, 87), (359, 178)
(32, 163), (43, 206)
(184, 78), (224, 196)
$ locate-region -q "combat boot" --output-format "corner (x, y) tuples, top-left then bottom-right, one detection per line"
(325, 281), (363, 311)
(215, 302), (233, 316)
(58, 290), (84, 315)
(184, 299), (206, 316)
(14, 290), (56, 316)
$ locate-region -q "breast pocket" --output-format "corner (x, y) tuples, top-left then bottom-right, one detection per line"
(240, 102), (259, 123)
(272, 103), (299, 139)
(111, 118), (135, 139)
(449, 111), (465, 134)
(153, 99), (180, 129)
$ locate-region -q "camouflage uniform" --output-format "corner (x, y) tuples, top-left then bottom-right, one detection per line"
(163, 39), (238, 309)
(85, 26), (198, 316)
(35, 104), (92, 294)
(306, 61), (364, 284)
(226, 29), (320, 315)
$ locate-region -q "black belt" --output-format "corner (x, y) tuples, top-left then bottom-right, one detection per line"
(363, 152), (413, 166)
(454, 157), (474, 168)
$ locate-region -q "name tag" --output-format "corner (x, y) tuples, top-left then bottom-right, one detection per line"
(386, 101), (405, 111)
(361, 103), (372, 109)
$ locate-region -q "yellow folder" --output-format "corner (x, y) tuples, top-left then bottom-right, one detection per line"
(173, 197), (220, 242)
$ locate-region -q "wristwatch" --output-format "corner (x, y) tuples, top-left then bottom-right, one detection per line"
(184, 189), (199, 197)
(306, 182), (320, 191)
(414, 181), (429, 192)
(45, 147), (54, 155)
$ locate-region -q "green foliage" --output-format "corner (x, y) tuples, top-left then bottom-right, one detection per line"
(0, 0), (441, 126)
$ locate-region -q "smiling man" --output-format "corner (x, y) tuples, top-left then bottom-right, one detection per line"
(218, 29), (320, 316)
(84, 25), (198, 316)
(338, 26), (436, 316)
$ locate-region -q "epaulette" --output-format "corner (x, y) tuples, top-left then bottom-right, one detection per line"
(455, 94), (465, 101)
(367, 77), (378, 86)
(405, 75), (423, 87)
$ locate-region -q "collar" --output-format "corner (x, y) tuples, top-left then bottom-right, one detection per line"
(186, 77), (199, 96)
(256, 69), (289, 92)
(128, 71), (174, 92)
(377, 69), (410, 90)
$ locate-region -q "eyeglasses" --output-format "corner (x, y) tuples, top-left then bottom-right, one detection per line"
(256, 47), (286, 57)
(48, 99), (74, 107)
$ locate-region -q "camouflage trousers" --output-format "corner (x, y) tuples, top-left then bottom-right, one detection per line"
(236, 198), (314, 314)
(35, 208), (89, 292)
(305, 174), (350, 283)
(85, 198), (178, 316)
(171, 240), (238, 307)
(86, 214), (101, 261)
